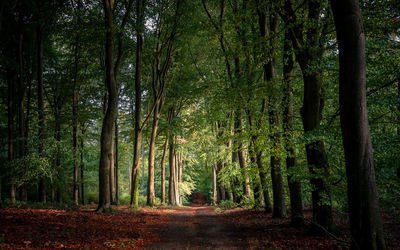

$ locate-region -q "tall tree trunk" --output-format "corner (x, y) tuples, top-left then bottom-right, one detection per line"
(332, 0), (386, 248)
(54, 107), (61, 203)
(302, 74), (333, 232)
(115, 119), (119, 204)
(249, 147), (263, 208)
(212, 164), (217, 205)
(8, 68), (16, 204)
(160, 136), (168, 204)
(266, 14), (286, 219)
(72, 34), (79, 206)
(255, 149), (272, 212)
(283, 29), (303, 226)
(234, 113), (250, 197)
(37, 7), (46, 203)
(216, 161), (225, 202)
(130, 0), (144, 208)
(97, 0), (117, 212)
(280, 0), (334, 232)
(80, 129), (85, 205)
(17, 32), (27, 202)
(147, 100), (161, 206)
(110, 129), (115, 203)
(168, 134), (177, 205)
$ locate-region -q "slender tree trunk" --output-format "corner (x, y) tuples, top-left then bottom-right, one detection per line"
(212, 164), (217, 205)
(8, 68), (16, 204)
(110, 129), (115, 203)
(234, 113), (250, 197)
(37, 8), (46, 203)
(72, 35), (80, 206)
(80, 130), (85, 205)
(280, 0), (334, 231)
(168, 134), (177, 205)
(332, 1), (386, 248)
(147, 100), (161, 206)
(255, 149), (272, 212)
(130, 0), (144, 208)
(98, 0), (117, 212)
(128, 161), (131, 194)
(283, 29), (303, 226)
(115, 119), (119, 204)
(302, 74), (334, 232)
(266, 14), (286, 219)
(17, 32), (28, 202)
(160, 136), (168, 204)
(174, 146), (180, 204)
(54, 108), (61, 203)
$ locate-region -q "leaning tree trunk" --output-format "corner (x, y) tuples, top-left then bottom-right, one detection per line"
(97, 0), (118, 212)
(130, 0), (144, 208)
(283, 29), (303, 226)
(332, 0), (386, 248)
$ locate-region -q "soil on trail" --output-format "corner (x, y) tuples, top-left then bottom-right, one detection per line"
(147, 206), (248, 249)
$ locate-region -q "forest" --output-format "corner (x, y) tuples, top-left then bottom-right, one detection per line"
(0, 0), (399, 249)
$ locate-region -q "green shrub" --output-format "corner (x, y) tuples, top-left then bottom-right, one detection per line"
(218, 200), (238, 208)
(87, 191), (99, 204)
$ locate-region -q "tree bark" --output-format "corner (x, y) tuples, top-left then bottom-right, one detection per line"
(234, 112), (250, 198)
(110, 127), (115, 203)
(8, 67), (16, 204)
(97, 0), (117, 212)
(37, 6), (46, 203)
(17, 31), (28, 202)
(130, 0), (144, 208)
(72, 33), (80, 206)
(147, 100), (161, 206)
(80, 128), (85, 205)
(283, 29), (303, 226)
(168, 134), (178, 205)
(332, 0), (386, 248)
(212, 164), (217, 205)
(256, 150), (272, 212)
(115, 119), (119, 204)
(280, 0), (334, 231)
(160, 136), (169, 204)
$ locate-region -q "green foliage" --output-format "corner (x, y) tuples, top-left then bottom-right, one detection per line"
(218, 200), (238, 208)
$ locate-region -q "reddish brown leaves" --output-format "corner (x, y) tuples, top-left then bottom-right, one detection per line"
(0, 206), (169, 249)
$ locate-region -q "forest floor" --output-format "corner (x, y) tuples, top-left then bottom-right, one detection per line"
(0, 203), (399, 249)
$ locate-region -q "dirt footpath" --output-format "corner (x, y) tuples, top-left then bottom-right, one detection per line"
(147, 206), (248, 249)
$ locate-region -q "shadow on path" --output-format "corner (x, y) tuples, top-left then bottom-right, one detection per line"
(147, 206), (248, 249)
